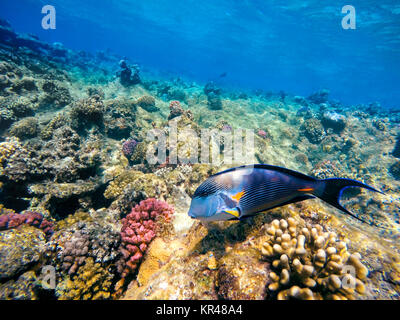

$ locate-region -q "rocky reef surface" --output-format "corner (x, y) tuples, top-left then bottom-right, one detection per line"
(0, 20), (400, 300)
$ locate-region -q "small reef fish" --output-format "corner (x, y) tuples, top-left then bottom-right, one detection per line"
(188, 164), (382, 222)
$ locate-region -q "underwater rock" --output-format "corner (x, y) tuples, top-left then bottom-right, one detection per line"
(135, 95), (159, 112)
(392, 135), (400, 158)
(0, 96), (35, 129)
(104, 170), (168, 200)
(389, 161), (400, 180)
(311, 160), (343, 179)
(0, 225), (46, 281)
(320, 111), (347, 133)
(207, 92), (223, 110)
(204, 81), (221, 96)
(168, 100), (185, 120)
(40, 80), (72, 109)
(104, 97), (136, 139)
(216, 245), (270, 300)
(70, 94), (104, 131)
(0, 270), (39, 300)
(10, 77), (37, 93)
(8, 117), (39, 139)
(104, 117), (132, 139)
(28, 179), (104, 217)
(308, 89), (330, 104)
(123, 254), (219, 300)
(300, 118), (325, 144)
(40, 114), (69, 140)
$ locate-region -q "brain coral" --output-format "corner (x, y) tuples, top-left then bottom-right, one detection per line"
(260, 217), (368, 300)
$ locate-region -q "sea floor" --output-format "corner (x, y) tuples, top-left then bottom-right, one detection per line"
(0, 20), (400, 300)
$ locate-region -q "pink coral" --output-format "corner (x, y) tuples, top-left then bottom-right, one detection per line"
(117, 198), (174, 278)
(0, 210), (54, 239)
(257, 129), (268, 138)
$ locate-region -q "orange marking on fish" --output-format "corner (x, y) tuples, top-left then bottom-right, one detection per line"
(231, 190), (245, 202)
(298, 188), (314, 192)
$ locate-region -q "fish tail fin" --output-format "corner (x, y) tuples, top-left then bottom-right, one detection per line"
(317, 178), (383, 223)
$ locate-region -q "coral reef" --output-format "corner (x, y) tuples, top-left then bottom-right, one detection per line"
(70, 95), (104, 131)
(0, 225), (46, 281)
(308, 89), (330, 104)
(116, 198), (174, 278)
(122, 139), (138, 159)
(8, 117), (39, 139)
(56, 257), (114, 300)
(0, 210), (54, 239)
(104, 170), (168, 200)
(259, 217), (368, 299)
(135, 95), (159, 112)
(0, 20), (399, 301)
(320, 111), (347, 133)
(300, 118), (326, 144)
(168, 100), (185, 120)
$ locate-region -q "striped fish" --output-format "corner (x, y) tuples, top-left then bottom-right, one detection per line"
(188, 164), (382, 222)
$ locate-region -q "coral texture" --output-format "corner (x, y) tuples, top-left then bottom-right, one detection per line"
(117, 198), (174, 278)
(0, 210), (54, 239)
(260, 217), (368, 300)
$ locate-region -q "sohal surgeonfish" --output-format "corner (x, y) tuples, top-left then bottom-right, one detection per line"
(188, 164), (382, 222)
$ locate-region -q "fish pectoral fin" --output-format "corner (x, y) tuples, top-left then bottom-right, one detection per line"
(224, 208), (240, 218)
(231, 190), (245, 202)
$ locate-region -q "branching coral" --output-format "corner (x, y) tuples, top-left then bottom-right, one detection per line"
(260, 217), (368, 300)
(116, 198), (174, 278)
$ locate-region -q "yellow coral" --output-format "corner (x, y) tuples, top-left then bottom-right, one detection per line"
(104, 169), (167, 200)
(0, 138), (19, 175)
(260, 217), (368, 300)
(57, 257), (113, 300)
(55, 211), (93, 231)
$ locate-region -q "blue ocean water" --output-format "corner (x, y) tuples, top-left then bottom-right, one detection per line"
(1, 0), (400, 107)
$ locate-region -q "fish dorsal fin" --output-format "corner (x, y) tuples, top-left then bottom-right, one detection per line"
(211, 164), (317, 182)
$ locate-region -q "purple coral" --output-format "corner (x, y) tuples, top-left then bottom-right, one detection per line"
(117, 198), (174, 278)
(122, 139), (138, 158)
(0, 211), (54, 239)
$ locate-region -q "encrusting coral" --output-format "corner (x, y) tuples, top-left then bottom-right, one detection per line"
(259, 217), (368, 300)
(56, 257), (114, 300)
(0, 210), (54, 239)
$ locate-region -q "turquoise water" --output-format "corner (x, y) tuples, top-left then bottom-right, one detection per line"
(1, 0), (400, 301)
(1, 0), (400, 106)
